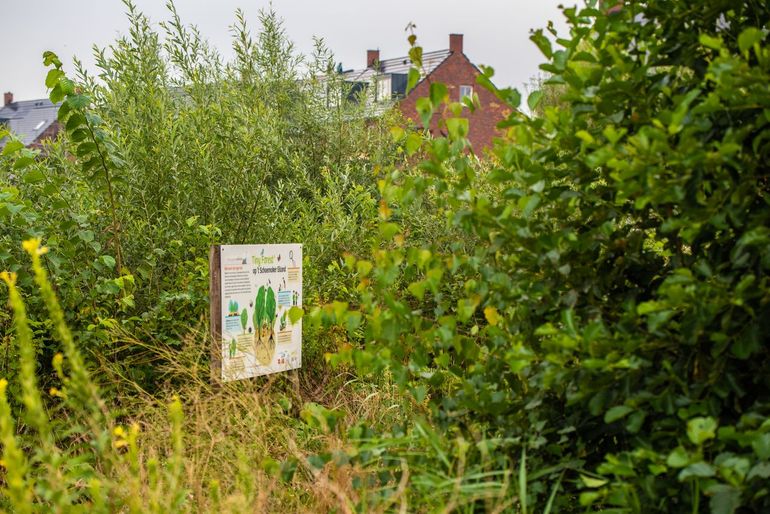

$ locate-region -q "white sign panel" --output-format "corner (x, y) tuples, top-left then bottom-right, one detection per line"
(219, 244), (302, 381)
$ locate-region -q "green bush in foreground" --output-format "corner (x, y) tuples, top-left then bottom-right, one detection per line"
(324, 0), (770, 511)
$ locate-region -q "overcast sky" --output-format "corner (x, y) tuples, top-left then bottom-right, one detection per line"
(1, 0), (572, 102)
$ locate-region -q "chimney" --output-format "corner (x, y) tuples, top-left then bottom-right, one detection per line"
(3, 92), (12, 106)
(449, 34), (463, 54)
(367, 49), (380, 69)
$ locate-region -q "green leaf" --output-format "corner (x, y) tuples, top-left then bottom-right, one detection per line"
(13, 156), (35, 170)
(254, 286), (266, 329)
(527, 90), (544, 112)
(708, 484), (741, 514)
(752, 433), (770, 460)
(408, 46), (423, 67)
(699, 34), (723, 50)
(687, 417), (718, 446)
(49, 84), (64, 103)
(446, 117), (468, 140)
(45, 69), (64, 89)
(429, 82), (448, 108)
(99, 255), (115, 268)
(748, 462), (770, 481)
(288, 306), (304, 324)
(530, 29), (553, 58)
(66, 113), (86, 131)
(356, 260), (372, 276)
(265, 287), (277, 325)
(457, 296), (480, 322)
(667, 446), (690, 468)
(738, 27), (762, 54)
(406, 133), (422, 156)
(518, 194), (540, 218)
(389, 126), (405, 141)
(576, 130), (594, 144)
(43, 50), (62, 67)
(1, 140), (24, 156)
(407, 68), (421, 94)
(678, 461), (716, 480)
(379, 222), (400, 240)
(580, 474), (608, 488)
(240, 308), (248, 331)
(67, 94), (91, 109)
(604, 405), (633, 423)
(407, 280), (427, 300)
(415, 97), (433, 129)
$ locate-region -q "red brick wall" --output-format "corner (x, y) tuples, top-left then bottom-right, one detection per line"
(397, 52), (510, 152)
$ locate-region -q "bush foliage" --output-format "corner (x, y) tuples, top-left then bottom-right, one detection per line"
(325, 1), (770, 511)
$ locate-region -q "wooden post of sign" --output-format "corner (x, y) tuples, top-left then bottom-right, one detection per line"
(209, 245), (222, 385)
(291, 368), (300, 400)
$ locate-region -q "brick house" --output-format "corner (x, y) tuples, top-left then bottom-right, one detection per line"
(338, 34), (509, 151)
(0, 92), (61, 150)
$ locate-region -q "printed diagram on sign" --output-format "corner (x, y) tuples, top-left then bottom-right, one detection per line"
(219, 244), (302, 381)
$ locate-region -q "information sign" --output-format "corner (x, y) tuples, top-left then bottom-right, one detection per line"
(210, 244), (302, 382)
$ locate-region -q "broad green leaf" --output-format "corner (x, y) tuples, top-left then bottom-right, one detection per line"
(406, 133), (422, 156)
(415, 97), (433, 129)
(738, 27), (762, 54)
(408, 280), (427, 300)
(1, 140), (24, 156)
(45, 69), (64, 89)
(678, 461), (715, 480)
(288, 306), (304, 324)
(527, 90), (544, 111)
(389, 126), (405, 141)
(457, 296), (480, 322)
(666, 446), (691, 468)
(100, 255), (116, 269)
(429, 82), (448, 108)
(22, 169), (45, 184)
(687, 417), (718, 446)
(446, 117), (468, 140)
(699, 34), (723, 50)
(708, 485), (741, 514)
(604, 405), (633, 423)
(378, 222), (400, 240)
(407, 68), (421, 93)
(356, 260), (372, 276)
(67, 94), (91, 109)
(752, 433), (770, 460)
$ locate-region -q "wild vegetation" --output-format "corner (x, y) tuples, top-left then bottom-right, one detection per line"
(1, 0), (769, 512)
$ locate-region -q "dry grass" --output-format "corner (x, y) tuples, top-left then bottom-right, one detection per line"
(101, 325), (414, 513)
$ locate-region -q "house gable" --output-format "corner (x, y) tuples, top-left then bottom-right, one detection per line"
(397, 37), (510, 151)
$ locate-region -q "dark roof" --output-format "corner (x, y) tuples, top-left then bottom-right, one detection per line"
(0, 98), (60, 149)
(341, 49), (451, 83)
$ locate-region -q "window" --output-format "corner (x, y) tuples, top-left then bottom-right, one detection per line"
(376, 75), (392, 102)
(459, 85), (473, 101)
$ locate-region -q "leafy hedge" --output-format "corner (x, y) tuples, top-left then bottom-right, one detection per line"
(325, 1), (770, 511)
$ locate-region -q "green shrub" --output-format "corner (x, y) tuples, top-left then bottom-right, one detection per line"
(325, 1), (770, 511)
(1, 1), (395, 391)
